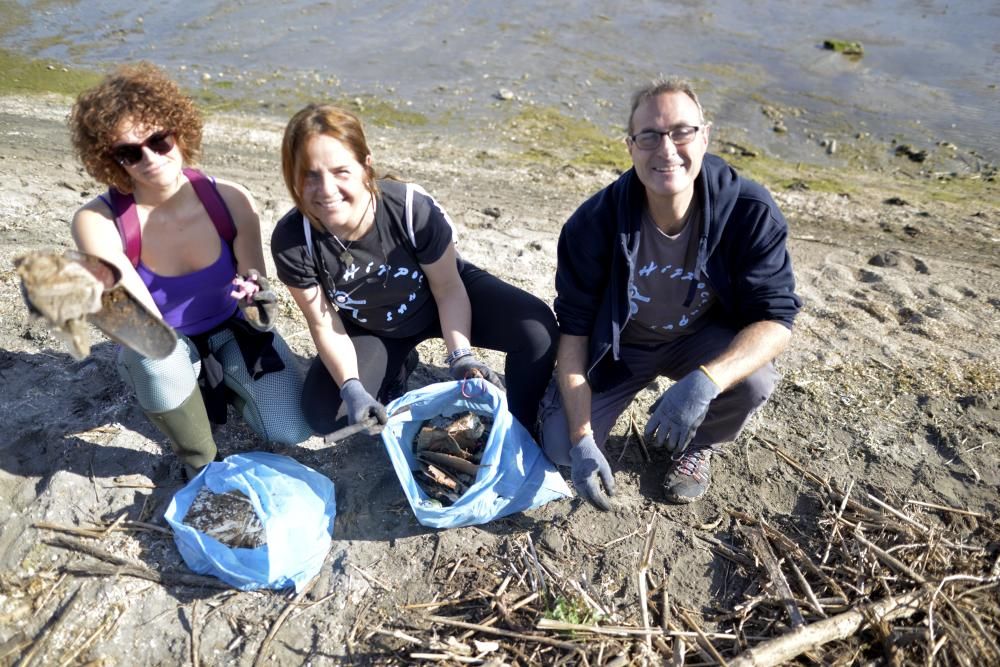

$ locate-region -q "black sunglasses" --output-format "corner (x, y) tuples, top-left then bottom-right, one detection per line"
(111, 131), (175, 166)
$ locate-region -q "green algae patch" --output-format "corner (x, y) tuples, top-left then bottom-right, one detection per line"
(339, 96), (429, 128)
(505, 106), (631, 171)
(0, 49), (102, 97)
(822, 39), (864, 57)
(724, 148), (855, 195)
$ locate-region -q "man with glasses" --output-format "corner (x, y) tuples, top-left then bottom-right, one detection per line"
(539, 78), (801, 510)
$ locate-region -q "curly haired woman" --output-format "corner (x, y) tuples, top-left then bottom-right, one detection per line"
(70, 62), (311, 477)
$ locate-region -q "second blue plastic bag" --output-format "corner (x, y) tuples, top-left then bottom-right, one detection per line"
(165, 452), (336, 592)
(381, 380), (571, 528)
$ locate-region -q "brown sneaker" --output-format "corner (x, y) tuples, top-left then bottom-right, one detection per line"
(663, 449), (712, 504)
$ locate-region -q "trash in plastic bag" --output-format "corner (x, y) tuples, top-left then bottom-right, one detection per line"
(381, 380), (571, 528)
(413, 412), (492, 505)
(184, 486), (265, 549)
(165, 452), (336, 591)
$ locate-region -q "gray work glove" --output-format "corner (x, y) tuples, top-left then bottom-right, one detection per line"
(339, 378), (388, 426)
(569, 435), (615, 511)
(449, 354), (506, 391)
(231, 269), (277, 332)
(644, 368), (721, 455)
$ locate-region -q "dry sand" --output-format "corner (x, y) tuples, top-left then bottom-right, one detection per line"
(1, 93), (998, 665)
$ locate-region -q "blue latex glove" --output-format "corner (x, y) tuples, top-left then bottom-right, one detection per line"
(449, 354), (506, 391)
(339, 378), (388, 426)
(569, 435), (615, 511)
(644, 368), (721, 455)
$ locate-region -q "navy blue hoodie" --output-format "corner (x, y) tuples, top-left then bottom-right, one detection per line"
(554, 153), (801, 392)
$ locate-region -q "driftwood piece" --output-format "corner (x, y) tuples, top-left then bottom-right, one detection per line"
(741, 526), (805, 629)
(638, 519), (657, 650)
(427, 615), (587, 657)
(727, 590), (925, 667)
(251, 566), (324, 667)
(46, 535), (230, 589)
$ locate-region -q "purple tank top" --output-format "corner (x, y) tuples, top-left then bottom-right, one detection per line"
(137, 241), (238, 335)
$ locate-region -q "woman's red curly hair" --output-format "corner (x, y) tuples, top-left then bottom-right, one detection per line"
(69, 61), (202, 194)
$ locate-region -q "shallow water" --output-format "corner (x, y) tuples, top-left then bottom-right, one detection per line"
(4, 0), (998, 162)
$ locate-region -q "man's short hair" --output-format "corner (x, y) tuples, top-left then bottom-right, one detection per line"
(628, 78), (706, 134)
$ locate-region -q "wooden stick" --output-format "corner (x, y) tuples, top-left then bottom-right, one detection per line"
(348, 563), (395, 592)
(694, 533), (754, 568)
(821, 479), (854, 566)
(907, 499), (989, 518)
(536, 619), (739, 640)
(427, 615), (587, 658)
(252, 572), (323, 667)
(676, 607), (730, 666)
(321, 417), (381, 446)
(729, 511), (849, 601)
(56, 613), (115, 667)
(727, 590), (925, 667)
(865, 493), (933, 536)
(16, 586), (81, 667)
(741, 527), (805, 630)
(33, 573), (67, 618)
(638, 518), (657, 650)
(628, 410), (651, 462)
(34, 522), (106, 539)
(787, 559), (826, 619)
(61, 562), (230, 589)
(190, 600), (200, 667)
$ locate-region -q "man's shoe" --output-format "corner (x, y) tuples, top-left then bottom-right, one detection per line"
(663, 449), (712, 504)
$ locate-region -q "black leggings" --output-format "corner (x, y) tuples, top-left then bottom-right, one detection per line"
(302, 265), (558, 435)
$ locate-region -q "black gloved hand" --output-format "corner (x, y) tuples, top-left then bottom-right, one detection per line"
(569, 434), (615, 511)
(339, 378), (388, 426)
(231, 269), (277, 332)
(449, 353), (505, 391)
(644, 368), (721, 456)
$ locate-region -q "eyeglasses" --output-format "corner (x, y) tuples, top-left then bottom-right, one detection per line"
(110, 131), (175, 166)
(628, 125), (703, 150)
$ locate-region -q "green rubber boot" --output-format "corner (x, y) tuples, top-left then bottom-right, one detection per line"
(145, 389), (217, 471)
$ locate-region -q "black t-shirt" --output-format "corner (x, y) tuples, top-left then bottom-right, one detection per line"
(271, 180), (456, 337)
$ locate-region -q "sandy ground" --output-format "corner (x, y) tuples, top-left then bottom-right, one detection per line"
(0, 93), (998, 665)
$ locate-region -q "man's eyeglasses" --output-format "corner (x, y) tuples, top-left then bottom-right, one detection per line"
(628, 125), (703, 150)
(111, 131), (175, 166)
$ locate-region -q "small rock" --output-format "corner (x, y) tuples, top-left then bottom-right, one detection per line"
(868, 251), (901, 268)
(826, 140), (837, 155)
(494, 88), (514, 101)
(539, 527), (564, 554)
(883, 196), (908, 206)
(482, 207), (501, 218)
(773, 122), (787, 133)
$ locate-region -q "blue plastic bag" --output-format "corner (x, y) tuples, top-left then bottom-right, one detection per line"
(164, 452), (336, 591)
(381, 380), (571, 528)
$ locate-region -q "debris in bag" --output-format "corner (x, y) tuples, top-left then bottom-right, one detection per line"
(184, 486), (266, 549)
(413, 412), (493, 506)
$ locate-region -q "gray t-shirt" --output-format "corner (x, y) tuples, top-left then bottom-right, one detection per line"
(621, 207), (716, 345)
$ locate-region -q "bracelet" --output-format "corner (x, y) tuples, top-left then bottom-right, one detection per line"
(445, 347), (474, 366)
(698, 364), (721, 388)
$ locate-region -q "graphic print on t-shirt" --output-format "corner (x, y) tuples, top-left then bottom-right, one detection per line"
(622, 211), (716, 345)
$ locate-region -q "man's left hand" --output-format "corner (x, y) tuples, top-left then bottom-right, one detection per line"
(232, 269), (277, 332)
(644, 368), (721, 455)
